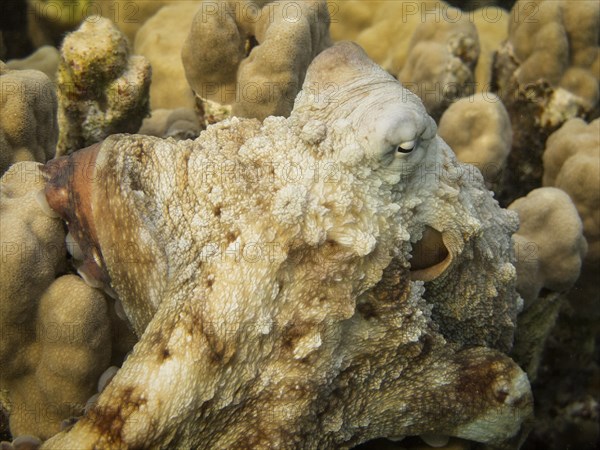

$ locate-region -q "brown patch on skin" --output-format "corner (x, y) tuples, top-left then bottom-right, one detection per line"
(455, 351), (527, 412)
(456, 353), (500, 401)
(508, 390), (530, 409)
(184, 302), (204, 334)
(43, 142), (111, 286)
(281, 322), (312, 352)
(231, 422), (273, 450)
(225, 230), (238, 244)
(205, 334), (226, 364)
(149, 331), (164, 346)
(160, 347), (171, 360)
(184, 301), (235, 366)
(213, 205), (221, 217)
(85, 386), (147, 446)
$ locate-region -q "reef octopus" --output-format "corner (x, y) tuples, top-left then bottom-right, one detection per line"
(40, 43), (531, 449)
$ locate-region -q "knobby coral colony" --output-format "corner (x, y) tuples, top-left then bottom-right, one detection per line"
(0, 1), (598, 450)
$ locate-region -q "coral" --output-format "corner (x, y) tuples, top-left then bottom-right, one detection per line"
(0, 62), (58, 175)
(509, 188), (586, 305)
(56, 16), (151, 156)
(532, 118), (600, 449)
(508, 187), (587, 379)
(97, 0), (172, 44)
(0, 162), (112, 440)
(6, 46), (60, 81)
(351, 1), (436, 70)
(543, 118), (600, 264)
(329, 1), (513, 103)
(472, 6), (509, 92)
(508, 0), (599, 110)
(181, 0), (332, 120)
(26, 0), (90, 47)
(26, 0), (174, 48)
(133, 2), (199, 110)
(438, 93), (512, 188)
(330, 1), (480, 119)
(492, 0), (600, 204)
(328, 0), (381, 42)
(138, 108), (201, 140)
(397, 7), (480, 120)
(38, 43), (530, 449)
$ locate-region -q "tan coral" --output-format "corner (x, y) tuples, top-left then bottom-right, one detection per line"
(134, 2), (200, 110)
(138, 108), (201, 140)
(39, 43), (530, 449)
(508, 187), (587, 380)
(472, 6), (509, 92)
(0, 63), (58, 175)
(529, 119), (600, 450)
(508, 0), (599, 110)
(543, 118), (600, 264)
(352, 1), (438, 71)
(509, 187), (587, 306)
(98, 0), (173, 44)
(492, 0), (600, 204)
(438, 93), (512, 188)
(26, 0), (89, 47)
(327, 0), (382, 42)
(397, 6), (480, 119)
(0, 162), (112, 440)
(334, 1), (480, 120)
(26, 0), (173, 47)
(6, 46), (60, 81)
(56, 16), (151, 155)
(182, 0), (332, 120)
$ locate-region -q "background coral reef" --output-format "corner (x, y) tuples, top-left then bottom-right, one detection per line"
(1, 0), (598, 448)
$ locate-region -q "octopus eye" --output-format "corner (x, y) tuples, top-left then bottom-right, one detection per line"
(397, 140), (417, 153)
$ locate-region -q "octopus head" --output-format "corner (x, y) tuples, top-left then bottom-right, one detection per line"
(295, 41), (437, 170)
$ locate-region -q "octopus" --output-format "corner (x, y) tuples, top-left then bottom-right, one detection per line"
(40, 42), (532, 449)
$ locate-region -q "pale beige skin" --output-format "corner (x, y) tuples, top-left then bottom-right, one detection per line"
(42, 43), (531, 449)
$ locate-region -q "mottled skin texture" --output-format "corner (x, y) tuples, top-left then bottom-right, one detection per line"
(42, 43), (531, 449)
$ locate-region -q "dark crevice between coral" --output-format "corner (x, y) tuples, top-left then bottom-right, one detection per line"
(245, 35), (259, 57)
